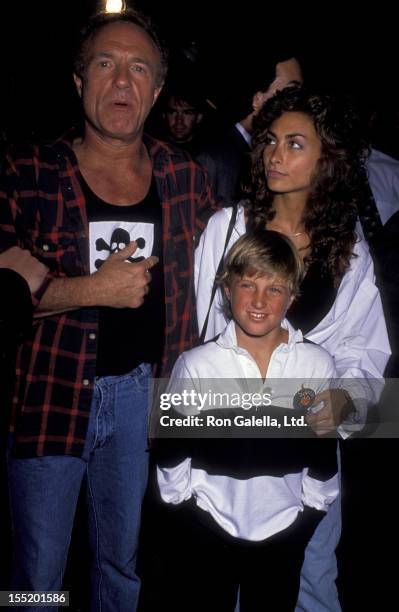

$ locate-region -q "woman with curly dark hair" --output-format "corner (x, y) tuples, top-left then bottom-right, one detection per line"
(247, 89), (365, 281)
(195, 86), (390, 610)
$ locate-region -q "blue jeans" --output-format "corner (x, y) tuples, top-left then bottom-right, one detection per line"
(295, 446), (342, 612)
(8, 363), (151, 612)
(233, 500), (341, 612)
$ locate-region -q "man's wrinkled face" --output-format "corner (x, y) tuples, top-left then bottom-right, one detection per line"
(74, 21), (162, 144)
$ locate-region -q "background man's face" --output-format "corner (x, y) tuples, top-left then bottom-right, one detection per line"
(164, 97), (202, 143)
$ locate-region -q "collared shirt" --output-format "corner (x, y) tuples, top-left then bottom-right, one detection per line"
(157, 319), (339, 542)
(0, 133), (215, 457)
(234, 122), (252, 148)
(195, 205), (390, 408)
(367, 148), (399, 224)
(168, 319), (337, 404)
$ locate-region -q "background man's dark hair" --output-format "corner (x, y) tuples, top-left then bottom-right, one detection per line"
(160, 80), (206, 113)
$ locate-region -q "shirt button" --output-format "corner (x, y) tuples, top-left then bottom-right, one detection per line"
(83, 379), (90, 386)
(42, 244), (49, 251)
(89, 333), (96, 340)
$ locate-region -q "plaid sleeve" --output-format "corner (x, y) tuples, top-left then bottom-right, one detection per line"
(0, 149), (55, 308)
(0, 152), (22, 250)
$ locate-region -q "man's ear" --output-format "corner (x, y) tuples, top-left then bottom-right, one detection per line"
(224, 285), (231, 301)
(196, 113), (204, 125)
(73, 73), (83, 98)
(152, 85), (163, 107)
(252, 90), (265, 113)
(252, 91), (262, 112)
(252, 88), (274, 114)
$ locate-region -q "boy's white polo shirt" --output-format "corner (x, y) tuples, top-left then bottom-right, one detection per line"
(157, 319), (339, 542)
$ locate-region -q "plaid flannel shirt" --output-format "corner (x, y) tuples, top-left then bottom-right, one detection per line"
(0, 133), (215, 457)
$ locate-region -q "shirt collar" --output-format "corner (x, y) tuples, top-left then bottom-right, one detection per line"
(235, 122), (252, 147)
(52, 129), (173, 169)
(216, 318), (303, 353)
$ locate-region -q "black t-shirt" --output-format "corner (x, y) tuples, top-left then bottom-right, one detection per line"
(287, 261), (338, 334)
(84, 177), (165, 376)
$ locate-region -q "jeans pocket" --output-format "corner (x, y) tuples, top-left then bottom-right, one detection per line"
(130, 362), (152, 393)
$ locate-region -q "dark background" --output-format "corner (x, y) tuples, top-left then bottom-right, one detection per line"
(1, 2), (397, 610)
(1, 0), (398, 144)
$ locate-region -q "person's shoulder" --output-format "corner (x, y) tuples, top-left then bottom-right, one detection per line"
(146, 134), (214, 197)
(207, 205), (234, 226)
(7, 136), (74, 164)
(145, 133), (200, 169)
(2, 141), (60, 180)
(296, 339), (335, 371)
(333, 236), (374, 295)
(369, 148), (399, 169)
(197, 124), (244, 156)
(288, 322), (331, 364)
(3, 142), (38, 168)
(188, 338), (221, 359)
(299, 339), (332, 358)
(206, 202), (244, 230)
(176, 339), (221, 371)
(200, 206), (236, 246)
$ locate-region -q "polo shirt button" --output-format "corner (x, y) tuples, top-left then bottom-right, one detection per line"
(83, 379), (90, 386)
(89, 333), (96, 340)
(42, 244), (49, 251)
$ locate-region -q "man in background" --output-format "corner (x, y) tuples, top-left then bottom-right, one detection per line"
(197, 55), (303, 204)
(160, 84), (205, 156)
(0, 9), (213, 611)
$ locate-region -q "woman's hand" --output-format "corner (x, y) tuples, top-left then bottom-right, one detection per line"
(306, 389), (354, 436)
(0, 246), (49, 293)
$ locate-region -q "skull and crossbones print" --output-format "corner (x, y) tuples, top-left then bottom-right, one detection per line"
(89, 221), (154, 273)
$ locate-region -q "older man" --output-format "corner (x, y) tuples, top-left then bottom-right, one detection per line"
(0, 9), (213, 610)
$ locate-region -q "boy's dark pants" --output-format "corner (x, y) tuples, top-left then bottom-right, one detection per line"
(157, 499), (323, 612)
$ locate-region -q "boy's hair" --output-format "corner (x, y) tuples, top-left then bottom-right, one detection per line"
(220, 229), (304, 298)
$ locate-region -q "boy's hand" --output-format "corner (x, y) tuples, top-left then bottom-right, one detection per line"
(306, 389), (354, 436)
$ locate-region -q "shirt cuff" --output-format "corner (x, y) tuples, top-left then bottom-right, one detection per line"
(30, 271), (54, 309)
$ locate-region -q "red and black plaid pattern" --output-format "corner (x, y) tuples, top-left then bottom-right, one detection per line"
(0, 133), (215, 457)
